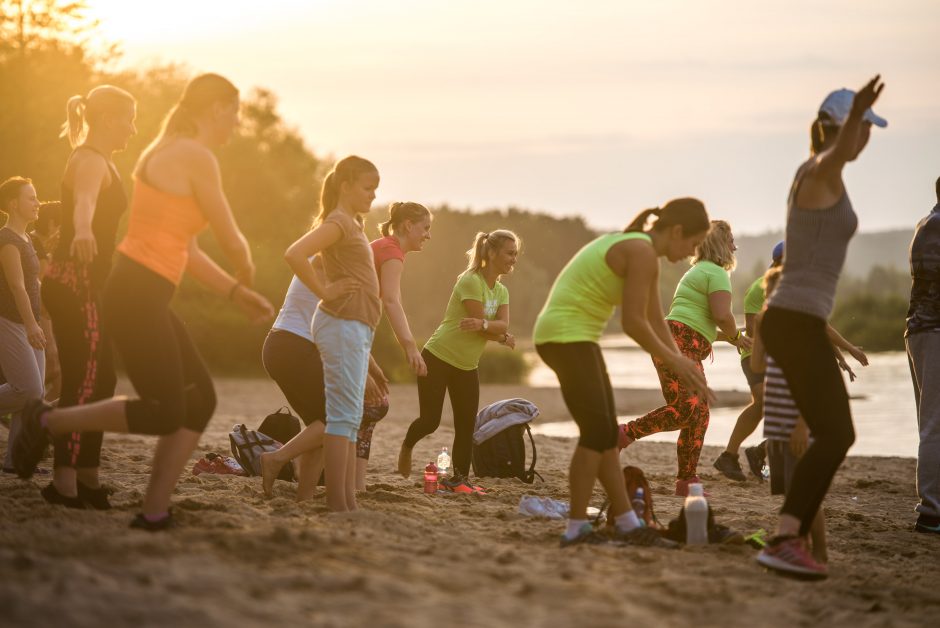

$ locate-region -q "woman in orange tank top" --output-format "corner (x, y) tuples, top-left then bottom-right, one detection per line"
(12, 74), (275, 531)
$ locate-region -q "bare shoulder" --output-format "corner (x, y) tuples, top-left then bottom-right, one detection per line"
(607, 235), (656, 276)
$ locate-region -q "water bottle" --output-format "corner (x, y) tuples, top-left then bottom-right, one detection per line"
(684, 483), (709, 545)
(423, 462), (439, 494)
(631, 488), (646, 521)
(436, 447), (451, 478)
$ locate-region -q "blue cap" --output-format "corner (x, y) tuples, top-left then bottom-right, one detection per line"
(771, 241), (785, 266)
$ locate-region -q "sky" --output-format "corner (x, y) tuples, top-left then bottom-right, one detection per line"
(88, 0), (940, 234)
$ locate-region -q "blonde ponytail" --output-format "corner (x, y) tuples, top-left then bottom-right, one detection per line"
(465, 229), (519, 273)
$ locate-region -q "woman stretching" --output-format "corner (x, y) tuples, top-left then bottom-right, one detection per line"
(398, 230), (519, 493)
(42, 85), (137, 509)
(756, 76), (886, 579)
(13, 73), (274, 530)
(620, 220), (750, 495)
(283, 156), (382, 512)
(0, 178), (44, 474)
(260, 201), (431, 498)
(534, 198), (712, 547)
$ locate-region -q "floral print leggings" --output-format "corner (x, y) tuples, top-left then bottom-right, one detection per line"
(623, 320), (711, 480)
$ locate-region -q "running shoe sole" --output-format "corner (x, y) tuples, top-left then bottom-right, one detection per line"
(756, 550), (828, 580)
(12, 400), (52, 479)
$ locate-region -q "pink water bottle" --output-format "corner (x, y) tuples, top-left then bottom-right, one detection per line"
(424, 462), (439, 494)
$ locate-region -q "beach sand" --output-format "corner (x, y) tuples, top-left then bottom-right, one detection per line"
(1, 380), (936, 628)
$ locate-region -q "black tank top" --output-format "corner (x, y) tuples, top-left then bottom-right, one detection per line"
(54, 146), (128, 289)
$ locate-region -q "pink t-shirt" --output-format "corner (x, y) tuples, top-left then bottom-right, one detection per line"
(370, 236), (405, 296)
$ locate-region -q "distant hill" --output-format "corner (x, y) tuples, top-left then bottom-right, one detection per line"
(733, 228), (913, 280)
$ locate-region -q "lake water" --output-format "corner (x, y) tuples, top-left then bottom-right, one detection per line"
(527, 339), (918, 458)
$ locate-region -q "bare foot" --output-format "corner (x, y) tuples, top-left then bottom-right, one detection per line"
(260, 452), (286, 497)
(397, 443), (412, 478)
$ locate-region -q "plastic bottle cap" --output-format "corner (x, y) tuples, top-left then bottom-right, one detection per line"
(688, 483), (704, 497)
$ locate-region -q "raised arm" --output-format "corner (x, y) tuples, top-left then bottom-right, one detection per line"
(815, 75), (885, 180)
(379, 259), (426, 375)
(0, 245), (45, 348)
(68, 152), (110, 264)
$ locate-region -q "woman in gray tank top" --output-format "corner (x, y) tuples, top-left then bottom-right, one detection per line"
(756, 76), (886, 580)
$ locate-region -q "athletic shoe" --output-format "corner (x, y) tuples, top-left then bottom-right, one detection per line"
(12, 400), (53, 479)
(745, 441), (767, 480)
(612, 526), (679, 549)
(756, 535), (828, 580)
(914, 514), (940, 535)
(617, 424), (635, 451)
(77, 481), (112, 510)
(130, 512), (175, 532)
(713, 452), (747, 482)
(440, 475), (486, 495)
(559, 522), (608, 548)
(40, 483), (85, 509)
(675, 477), (709, 497)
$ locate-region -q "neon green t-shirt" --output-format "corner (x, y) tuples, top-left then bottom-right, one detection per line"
(424, 271), (509, 371)
(739, 276), (765, 359)
(533, 232), (652, 344)
(665, 261), (732, 343)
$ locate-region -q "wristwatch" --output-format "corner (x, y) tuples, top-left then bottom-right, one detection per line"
(481, 318), (489, 331)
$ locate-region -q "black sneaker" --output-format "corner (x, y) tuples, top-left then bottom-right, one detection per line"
(713, 451), (747, 481)
(77, 481), (113, 510)
(744, 441), (767, 480)
(130, 512), (175, 532)
(12, 400), (53, 479)
(612, 526), (680, 549)
(914, 514), (940, 535)
(40, 483), (86, 509)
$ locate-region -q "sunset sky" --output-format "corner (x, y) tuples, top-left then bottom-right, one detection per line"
(89, 0), (940, 234)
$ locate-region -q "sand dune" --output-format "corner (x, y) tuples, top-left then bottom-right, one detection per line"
(1, 380), (936, 627)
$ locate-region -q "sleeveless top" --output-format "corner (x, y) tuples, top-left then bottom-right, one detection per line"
(533, 231), (652, 344)
(52, 146), (128, 290)
(0, 228), (41, 323)
(768, 172), (858, 320)
(272, 271), (321, 343)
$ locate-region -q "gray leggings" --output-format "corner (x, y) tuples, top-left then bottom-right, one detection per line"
(0, 316), (45, 468)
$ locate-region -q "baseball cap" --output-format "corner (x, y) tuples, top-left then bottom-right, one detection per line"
(818, 88), (887, 128)
(771, 241), (784, 267)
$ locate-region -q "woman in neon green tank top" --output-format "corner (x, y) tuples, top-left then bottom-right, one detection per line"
(620, 221), (750, 496)
(534, 198), (714, 547)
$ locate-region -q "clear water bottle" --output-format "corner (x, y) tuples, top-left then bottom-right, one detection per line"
(436, 447), (451, 477)
(631, 487), (646, 520)
(684, 483), (709, 545)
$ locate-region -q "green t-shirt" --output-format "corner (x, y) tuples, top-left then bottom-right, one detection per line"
(533, 232), (652, 344)
(739, 276), (765, 359)
(665, 261), (732, 343)
(424, 271), (510, 371)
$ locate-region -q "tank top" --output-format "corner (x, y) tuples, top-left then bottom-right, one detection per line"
(0, 228), (41, 323)
(53, 146), (128, 290)
(117, 163), (208, 286)
(272, 272), (321, 343)
(533, 231), (652, 344)
(768, 171), (858, 320)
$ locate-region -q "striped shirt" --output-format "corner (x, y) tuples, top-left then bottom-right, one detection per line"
(763, 357), (800, 441)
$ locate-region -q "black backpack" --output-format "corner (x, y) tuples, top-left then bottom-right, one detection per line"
(229, 408), (300, 482)
(471, 422), (542, 484)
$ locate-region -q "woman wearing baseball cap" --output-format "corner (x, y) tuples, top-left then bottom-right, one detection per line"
(755, 76), (886, 579)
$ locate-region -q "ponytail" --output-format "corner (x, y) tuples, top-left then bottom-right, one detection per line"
(624, 197), (710, 239)
(315, 155), (378, 225)
(465, 229), (519, 273)
(810, 112), (839, 155)
(59, 85), (136, 149)
(379, 201), (431, 237)
(624, 207), (662, 233)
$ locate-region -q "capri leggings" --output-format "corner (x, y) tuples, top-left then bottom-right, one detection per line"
(103, 255), (216, 435)
(536, 341), (617, 453)
(261, 328), (388, 460)
(760, 306), (855, 536)
(403, 349), (479, 478)
(42, 262), (117, 468)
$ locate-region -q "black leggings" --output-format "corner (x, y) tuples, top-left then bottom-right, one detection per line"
(536, 342), (617, 453)
(760, 307), (855, 535)
(103, 255), (216, 435)
(262, 328), (387, 460)
(42, 266), (117, 468)
(404, 349), (479, 478)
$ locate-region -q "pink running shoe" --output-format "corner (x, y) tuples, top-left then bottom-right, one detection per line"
(617, 424), (634, 451)
(757, 535), (828, 580)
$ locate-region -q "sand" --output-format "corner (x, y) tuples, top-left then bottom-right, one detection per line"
(1, 379), (937, 628)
